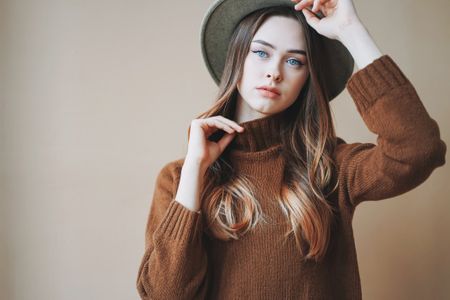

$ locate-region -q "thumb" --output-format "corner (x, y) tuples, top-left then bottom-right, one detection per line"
(301, 8), (321, 31)
(217, 132), (237, 152)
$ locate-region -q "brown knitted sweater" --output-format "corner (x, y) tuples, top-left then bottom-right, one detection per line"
(136, 55), (446, 299)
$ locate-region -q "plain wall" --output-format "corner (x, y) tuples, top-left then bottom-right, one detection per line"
(1, 0), (449, 299)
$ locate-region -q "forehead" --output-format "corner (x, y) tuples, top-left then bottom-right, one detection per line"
(253, 15), (306, 48)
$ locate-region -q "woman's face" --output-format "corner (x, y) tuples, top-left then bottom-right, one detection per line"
(236, 15), (309, 120)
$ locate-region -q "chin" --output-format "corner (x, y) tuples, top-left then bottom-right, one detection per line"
(249, 105), (280, 116)
(250, 99), (284, 112)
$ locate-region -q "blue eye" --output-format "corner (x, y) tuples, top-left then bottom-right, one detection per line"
(251, 50), (304, 67)
(287, 58), (303, 66)
(252, 50), (268, 58)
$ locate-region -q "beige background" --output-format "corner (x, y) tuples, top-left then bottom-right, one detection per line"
(1, 0), (449, 299)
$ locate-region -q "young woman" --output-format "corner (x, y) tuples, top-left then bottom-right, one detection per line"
(137, 0), (446, 299)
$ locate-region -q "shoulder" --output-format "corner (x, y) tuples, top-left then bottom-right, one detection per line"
(159, 157), (185, 175)
(155, 157), (186, 190)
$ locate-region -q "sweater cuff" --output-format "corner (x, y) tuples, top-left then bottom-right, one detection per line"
(153, 200), (203, 245)
(346, 55), (409, 111)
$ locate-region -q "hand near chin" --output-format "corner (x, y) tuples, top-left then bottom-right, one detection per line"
(291, 0), (363, 41)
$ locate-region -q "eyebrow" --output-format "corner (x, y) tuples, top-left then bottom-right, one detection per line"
(252, 39), (307, 56)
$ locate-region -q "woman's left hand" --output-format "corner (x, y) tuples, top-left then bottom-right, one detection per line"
(291, 0), (362, 41)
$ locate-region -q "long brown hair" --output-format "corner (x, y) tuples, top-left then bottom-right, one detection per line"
(188, 6), (340, 262)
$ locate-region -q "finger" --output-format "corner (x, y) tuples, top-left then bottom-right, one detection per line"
(312, 0), (321, 12)
(301, 8), (320, 27)
(204, 118), (235, 134)
(319, 0), (335, 13)
(214, 119), (238, 133)
(192, 119), (214, 137)
(217, 131), (237, 152)
(294, 0), (313, 11)
(215, 116), (244, 132)
(325, 0), (338, 9)
(313, 0), (330, 12)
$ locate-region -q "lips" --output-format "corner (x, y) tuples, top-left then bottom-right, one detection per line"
(257, 88), (281, 99)
(256, 85), (281, 95)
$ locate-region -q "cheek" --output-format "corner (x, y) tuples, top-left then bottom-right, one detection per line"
(243, 57), (261, 78)
(240, 71), (255, 91)
(288, 73), (309, 98)
(295, 75), (308, 90)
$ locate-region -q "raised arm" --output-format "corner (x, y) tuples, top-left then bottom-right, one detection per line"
(335, 55), (446, 207)
(291, 0), (446, 207)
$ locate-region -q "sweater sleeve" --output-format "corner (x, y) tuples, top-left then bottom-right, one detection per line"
(335, 54), (447, 208)
(136, 160), (209, 300)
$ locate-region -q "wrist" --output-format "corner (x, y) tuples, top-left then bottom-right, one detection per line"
(337, 19), (366, 45)
(337, 21), (383, 70)
(182, 158), (208, 176)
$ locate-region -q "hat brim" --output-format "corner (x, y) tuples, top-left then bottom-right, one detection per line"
(200, 0), (354, 101)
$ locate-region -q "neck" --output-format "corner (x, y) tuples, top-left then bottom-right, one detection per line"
(228, 108), (291, 152)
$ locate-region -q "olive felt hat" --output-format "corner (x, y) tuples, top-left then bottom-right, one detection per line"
(200, 0), (355, 101)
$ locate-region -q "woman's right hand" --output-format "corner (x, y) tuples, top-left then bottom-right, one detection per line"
(185, 116), (245, 170)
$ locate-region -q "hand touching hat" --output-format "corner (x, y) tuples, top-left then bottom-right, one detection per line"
(292, 0), (361, 41)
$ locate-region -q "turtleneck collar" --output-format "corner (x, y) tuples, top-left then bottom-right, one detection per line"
(228, 108), (291, 152)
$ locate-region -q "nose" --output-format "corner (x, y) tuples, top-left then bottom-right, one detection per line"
(266, 65), (282, 82)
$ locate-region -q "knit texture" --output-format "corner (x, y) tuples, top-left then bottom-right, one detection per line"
(136, 55), (446, 299)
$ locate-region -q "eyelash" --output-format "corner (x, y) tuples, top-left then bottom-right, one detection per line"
(251, 50), (304, 67)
